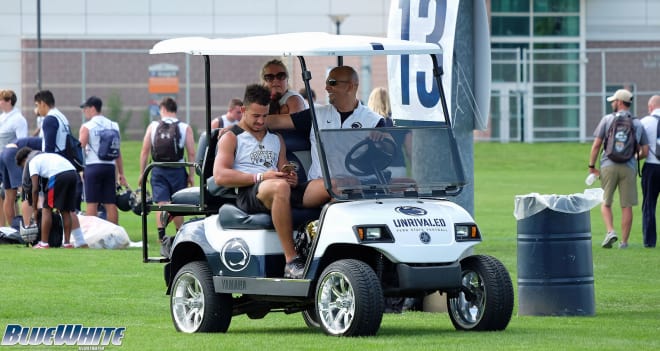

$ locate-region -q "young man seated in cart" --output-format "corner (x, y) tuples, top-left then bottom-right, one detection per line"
(212, 84), (330, 279)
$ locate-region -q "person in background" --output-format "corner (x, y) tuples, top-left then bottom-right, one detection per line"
(34, 90), (84, 212)
(1, 137), (42, 227)
(79, 96), (128, 224)
(588, 89), (648, 249)
(32, 107), (44, 136)
(367, 87), (391, 119)
(639, 95), (660, 248)
(261, 59), (307, 115)
(16, 147), (86, 249)
(138, 97), (195, 242)
(0, 89), (28, 226)
(211, 98), (243, 129)
(367, 87), (410, 178)
(298, 87), (321, 108)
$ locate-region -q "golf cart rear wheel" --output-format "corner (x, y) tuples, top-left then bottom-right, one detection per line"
(170, 261), (233, 333)
(315, 259), (384, 336)
(447, 255), (513, 331)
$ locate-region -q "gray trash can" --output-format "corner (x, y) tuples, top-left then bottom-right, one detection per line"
(514, 190), (602, 316)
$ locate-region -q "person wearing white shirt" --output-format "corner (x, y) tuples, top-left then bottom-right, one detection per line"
(640, 95), (660, 248)
(211, 98), (243, 129)
(79, 96), (128, 224)
(16, 148), (85, 249)
(0, 89), (28, 226)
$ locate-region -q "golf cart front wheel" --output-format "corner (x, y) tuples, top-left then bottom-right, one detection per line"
(302, 307), (320, 329)
(315, 259), (383, 337)
(170, 261), (233, 333)
(447, 255), (513, 331)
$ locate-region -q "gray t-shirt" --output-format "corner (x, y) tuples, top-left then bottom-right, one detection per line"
(593, 111), (648, 169)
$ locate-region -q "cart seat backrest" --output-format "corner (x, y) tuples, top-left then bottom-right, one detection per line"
(274, 128), (311, 184)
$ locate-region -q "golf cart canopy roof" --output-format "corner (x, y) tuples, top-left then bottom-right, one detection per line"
(149, 32), (442, 57)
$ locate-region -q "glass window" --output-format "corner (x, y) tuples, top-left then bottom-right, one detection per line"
(533, 129), (580, 140)
(533, 63), (579, 83)
(534, 16), (579, 36)
(534, 0), (579, 13)
(492, 43), (528, 82)
(533, 86), (579, 106)
(489, 91), (502, 138)
(533, 43), (580, 60)
(492, 16), (530, 36)
(492, 65), (518, 83)
(508, 94), (523, 140)
(493, 43), (530, 51)
(533, 108), (579, 128)
(492, 0), (530, 13)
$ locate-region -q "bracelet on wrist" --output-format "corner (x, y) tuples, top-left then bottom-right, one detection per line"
(588, 165), (595, 169)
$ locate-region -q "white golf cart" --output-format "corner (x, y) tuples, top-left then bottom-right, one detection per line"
(142, 32), (513, 337)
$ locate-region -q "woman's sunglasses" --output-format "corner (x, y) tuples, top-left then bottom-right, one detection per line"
(263, 72), (288, 82)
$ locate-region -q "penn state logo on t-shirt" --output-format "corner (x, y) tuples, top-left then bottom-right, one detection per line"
(351, 122), (362, 128)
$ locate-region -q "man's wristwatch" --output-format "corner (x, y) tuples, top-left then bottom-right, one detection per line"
(588, 165), (595, 169)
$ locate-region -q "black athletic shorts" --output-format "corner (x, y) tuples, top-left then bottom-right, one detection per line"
(236, 180), (309, 214)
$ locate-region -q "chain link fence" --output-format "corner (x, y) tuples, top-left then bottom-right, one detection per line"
(8, 43), (660, 142)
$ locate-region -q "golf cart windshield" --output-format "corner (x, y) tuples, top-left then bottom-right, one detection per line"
(318, 125), (465, 200)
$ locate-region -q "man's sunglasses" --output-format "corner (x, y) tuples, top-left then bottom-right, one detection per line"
(326, 78), (351, 86)
(263, 72), (288, 82)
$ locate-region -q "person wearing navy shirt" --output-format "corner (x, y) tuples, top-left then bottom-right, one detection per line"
(1, 137), (41, 226)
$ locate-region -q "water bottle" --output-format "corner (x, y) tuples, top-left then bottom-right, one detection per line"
(585, 173), (598, 186)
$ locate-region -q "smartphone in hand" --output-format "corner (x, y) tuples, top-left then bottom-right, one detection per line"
(280, 162), (295, 174)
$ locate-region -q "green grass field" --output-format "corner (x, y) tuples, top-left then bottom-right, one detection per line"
(1, 141), (658, 351)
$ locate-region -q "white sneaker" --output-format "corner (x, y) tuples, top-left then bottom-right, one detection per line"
(601, 231), (618, 248)
(33, 242), (50, 249)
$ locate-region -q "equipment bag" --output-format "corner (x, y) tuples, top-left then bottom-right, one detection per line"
(151, 120), (183, 162)
(35, 209), (64, 248)
(604, 112), (637, 163)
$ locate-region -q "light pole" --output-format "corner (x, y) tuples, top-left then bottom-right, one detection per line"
(329, 14), (348, 66)
(37, 0), (42, 91)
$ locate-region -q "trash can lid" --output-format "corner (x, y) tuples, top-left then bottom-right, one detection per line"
(514, 188), (603, 220)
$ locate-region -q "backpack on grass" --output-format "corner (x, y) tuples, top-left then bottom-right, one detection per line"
(604, 112), (637, 163)
(151, 120), (183, 162)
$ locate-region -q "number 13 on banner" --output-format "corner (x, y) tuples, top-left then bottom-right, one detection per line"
(387, 0), (458, 121)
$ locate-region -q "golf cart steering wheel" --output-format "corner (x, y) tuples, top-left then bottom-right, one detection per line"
(344, 137), (396, 177)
